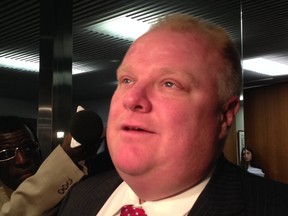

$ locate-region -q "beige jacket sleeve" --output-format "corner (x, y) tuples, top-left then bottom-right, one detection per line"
(0, 145), (85, 216)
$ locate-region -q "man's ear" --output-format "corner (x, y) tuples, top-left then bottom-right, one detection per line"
(219, 96), (240, 139)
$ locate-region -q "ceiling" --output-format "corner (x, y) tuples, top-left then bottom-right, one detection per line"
(1, 0), (288, 103)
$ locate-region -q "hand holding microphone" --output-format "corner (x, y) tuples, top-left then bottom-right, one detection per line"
(61, 108), (104, 163)
(70, 109), (104, 151)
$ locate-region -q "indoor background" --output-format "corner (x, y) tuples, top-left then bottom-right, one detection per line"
(0, 0), (288, 183)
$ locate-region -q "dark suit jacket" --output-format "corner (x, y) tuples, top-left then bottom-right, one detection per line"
(57, 156), (288, 216)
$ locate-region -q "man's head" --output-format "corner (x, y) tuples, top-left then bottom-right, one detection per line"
(0, 116), (42, 190)
(107, 14), (241, 201)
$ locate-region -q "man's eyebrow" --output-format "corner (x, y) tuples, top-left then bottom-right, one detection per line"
(116, 65), (131, 75)
(117, 66), (199, 86)
(0, 143), (15, 149)
(158, 67), (199, 84)
(0, 139), (34, 150)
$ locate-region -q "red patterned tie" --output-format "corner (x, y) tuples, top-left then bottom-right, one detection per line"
(120, 204), (147, 216)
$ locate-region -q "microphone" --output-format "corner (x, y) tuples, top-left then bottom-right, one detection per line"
(69, 109), (104, 151)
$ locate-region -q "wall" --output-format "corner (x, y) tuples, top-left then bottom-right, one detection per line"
(244, 82), (288, 184)
(236, 106), (244, 131)
(0, 97), (112, 126)
(0, 97), (38, 119)
(223, 119), (237, 164)
(224, 105), (244, 165)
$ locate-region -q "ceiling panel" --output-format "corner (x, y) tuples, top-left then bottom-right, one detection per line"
(0, 0), (288, 101)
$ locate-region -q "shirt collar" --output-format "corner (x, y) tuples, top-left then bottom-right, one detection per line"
(98, 169), (213, 216)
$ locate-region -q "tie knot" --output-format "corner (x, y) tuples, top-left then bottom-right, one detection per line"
(120, 204), (147, 216)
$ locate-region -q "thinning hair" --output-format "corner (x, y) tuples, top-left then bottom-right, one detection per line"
(149, 14), (242, 102)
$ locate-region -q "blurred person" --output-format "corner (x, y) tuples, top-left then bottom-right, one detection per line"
(241, 147), (265, 177)
(57, 14), (288, 216)
(0, 116), (88, 215)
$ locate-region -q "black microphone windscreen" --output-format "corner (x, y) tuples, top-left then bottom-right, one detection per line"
(70, 110), (104, 146)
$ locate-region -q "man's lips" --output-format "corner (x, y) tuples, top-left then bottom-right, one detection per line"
(121, 124), (152, 133)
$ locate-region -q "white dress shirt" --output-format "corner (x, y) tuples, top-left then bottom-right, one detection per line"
(247, 165), (265, 177)
(97, 171), (212, 216)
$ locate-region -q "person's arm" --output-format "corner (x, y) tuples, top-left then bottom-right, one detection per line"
(0, 134), (87, 216)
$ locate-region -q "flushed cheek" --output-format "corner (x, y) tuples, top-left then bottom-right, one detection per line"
(164, 105), (219, 146)
(108, 135), (158, 174)
(162, 117), (219, 173)
(107, 126), (148, 170)
(107, 120), (160, 172)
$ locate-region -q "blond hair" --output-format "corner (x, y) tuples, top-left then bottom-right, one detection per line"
(149, 14), (242, 102)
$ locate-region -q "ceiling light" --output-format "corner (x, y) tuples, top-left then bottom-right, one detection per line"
(0, 57), (87, 74)
(240, 94), (243, 101)
(87, 16), (150, 41)
(56, 131), (65, 139)
(0, 57), (38, 72)
(243, 57), (288, 76)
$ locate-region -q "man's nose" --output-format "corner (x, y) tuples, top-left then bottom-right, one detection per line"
(123, 84), (152, 112)
(14, 150), (30, 166)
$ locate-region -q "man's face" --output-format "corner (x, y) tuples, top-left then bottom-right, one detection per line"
(0, 126), (42, 190)
(107, 29), (238, 199)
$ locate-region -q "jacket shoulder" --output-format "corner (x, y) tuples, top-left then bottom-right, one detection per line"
(56, 171), (122, 216)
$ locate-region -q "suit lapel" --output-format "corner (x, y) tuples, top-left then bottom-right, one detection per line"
(188, 156), (245, 216)
(77, 157), (245, 215)
(88, 171), (123, 214)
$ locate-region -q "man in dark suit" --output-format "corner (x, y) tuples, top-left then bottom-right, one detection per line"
(57, 14), (288, 215)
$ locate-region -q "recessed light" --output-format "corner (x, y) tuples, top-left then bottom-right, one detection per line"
(243, 57), (288, 76)
(87, 16), (150, 41)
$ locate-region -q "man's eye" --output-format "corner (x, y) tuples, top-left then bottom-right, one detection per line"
(123, 78), (131, 84)
(122, 78), (132, 84)
(164, 81), (175, 88)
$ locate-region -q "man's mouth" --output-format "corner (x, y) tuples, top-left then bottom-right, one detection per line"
(123, 126), (145, 131)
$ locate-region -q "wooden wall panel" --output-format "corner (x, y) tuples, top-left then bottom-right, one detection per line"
(244, 82), (288, 183)
(224, 120), (237, 164)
